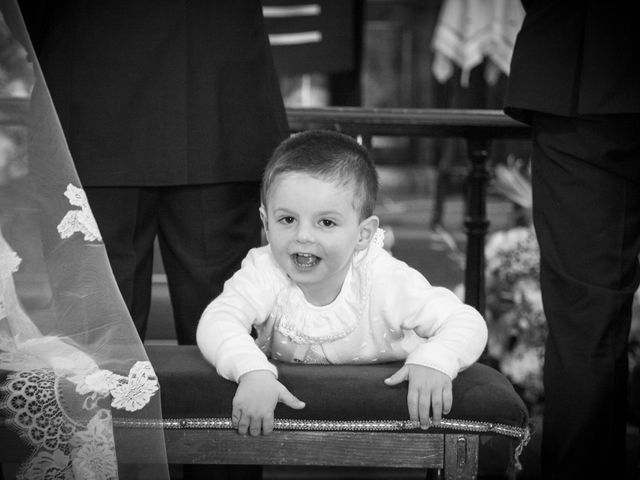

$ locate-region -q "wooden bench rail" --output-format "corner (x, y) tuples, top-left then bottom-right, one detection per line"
(107, 414), (526, 477)
(116, 428), (480, 479)
(0, 419), (511, 479)
(114, 428), (448, 468)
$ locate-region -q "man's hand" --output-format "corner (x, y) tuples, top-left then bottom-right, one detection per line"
(384, 364), (452, 428)
(233, 370), (305, 436)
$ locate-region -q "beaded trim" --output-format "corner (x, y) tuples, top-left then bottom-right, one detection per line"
(113, 416), (527, 439)
(112, 416), (530, 470)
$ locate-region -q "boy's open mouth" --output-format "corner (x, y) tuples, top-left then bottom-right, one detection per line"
(292, 253), (320, 269)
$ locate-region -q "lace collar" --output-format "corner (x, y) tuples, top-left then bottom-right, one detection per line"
(271, 229), (384, 344)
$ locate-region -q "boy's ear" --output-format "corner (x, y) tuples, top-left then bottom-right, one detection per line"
(259, 205), (269, 237)
(356, 215), (380, 251)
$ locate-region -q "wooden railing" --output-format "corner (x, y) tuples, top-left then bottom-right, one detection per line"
(286, 107), (531, 316)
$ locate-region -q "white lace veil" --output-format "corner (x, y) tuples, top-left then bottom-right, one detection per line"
(0, 1), (170, 478)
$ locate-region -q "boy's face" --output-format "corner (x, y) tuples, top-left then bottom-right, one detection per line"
(261, 172), (377, 306)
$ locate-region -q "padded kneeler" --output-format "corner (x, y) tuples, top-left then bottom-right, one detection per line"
(126, 345), (531, 476)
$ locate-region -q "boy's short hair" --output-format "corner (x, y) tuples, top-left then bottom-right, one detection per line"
(261, 130), (379, 219)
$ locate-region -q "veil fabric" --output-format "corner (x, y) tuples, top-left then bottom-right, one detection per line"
(0, 1), (170, 478)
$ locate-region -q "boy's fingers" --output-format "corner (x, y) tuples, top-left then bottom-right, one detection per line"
(249, 415), (262, 437)
(430, 392), (443, 424)
(232, 408), (241, 428)
(262, 413), (275, 436)
(407, 387), (419, 423)
(279, 387), (305, 409)
(237, 413), (250, 435)
(443, 387), (453, 415)
(419, 391), (433, 428)
(384, 366), (408, 386)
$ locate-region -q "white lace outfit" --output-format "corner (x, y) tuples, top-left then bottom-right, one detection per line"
(197, 231), (488, 383)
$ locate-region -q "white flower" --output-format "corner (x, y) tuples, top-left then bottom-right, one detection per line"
(72, 438), (118, 480)
(72, 362), (159, 412)
(110, 361), (159, 412)
(513, 278), (543, 311)
(500, 345), (544, 395)
(57, 184), (102, 242)
(485, 225), (546, 402)
(73, 369), (119, 397)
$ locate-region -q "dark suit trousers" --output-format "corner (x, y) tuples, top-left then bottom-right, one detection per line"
(531, 112), (640, 479)
(85, 183), (262, 345)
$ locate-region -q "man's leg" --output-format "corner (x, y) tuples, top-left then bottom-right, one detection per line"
(531, 113), (640, 479)
(158, 182), (262, 479)
(157, 182), (262, 345)
(85, 187), (159, 339)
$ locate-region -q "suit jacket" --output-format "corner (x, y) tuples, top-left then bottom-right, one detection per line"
(504, 0), (640, 124)
(19, 0), (289, 186)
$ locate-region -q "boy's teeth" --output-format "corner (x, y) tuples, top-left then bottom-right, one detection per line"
(294, 253), (317, 266)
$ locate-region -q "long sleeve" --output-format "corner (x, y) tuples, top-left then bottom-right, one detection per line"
(375, 255), (488, 380)
(196, 247), (284, 382)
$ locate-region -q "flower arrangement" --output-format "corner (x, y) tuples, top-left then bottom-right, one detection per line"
(484, 224), (546, 407)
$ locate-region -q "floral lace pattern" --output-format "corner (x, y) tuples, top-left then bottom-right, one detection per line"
(1, 361), (158, 479)
(57, 184), (102, 242)
(73, 361), (159, 412)
(2, 369), (74, 452)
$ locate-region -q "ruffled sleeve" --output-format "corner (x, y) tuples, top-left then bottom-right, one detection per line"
(196, 247), (286, 382)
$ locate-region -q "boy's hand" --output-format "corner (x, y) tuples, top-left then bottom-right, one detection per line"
(384, 364), (452, 428)
(233, 370), (305, 436)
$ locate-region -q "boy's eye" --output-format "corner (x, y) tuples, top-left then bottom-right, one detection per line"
(279, 216), (295, 224)
(319, 219), (336, 227)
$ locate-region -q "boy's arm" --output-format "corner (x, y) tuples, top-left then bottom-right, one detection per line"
(196, 248), (281, 382)
(381, 262), (488, 380)
(197, 248), (305, 436)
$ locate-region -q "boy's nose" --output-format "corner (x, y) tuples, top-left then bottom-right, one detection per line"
(295, 222), (314, 243)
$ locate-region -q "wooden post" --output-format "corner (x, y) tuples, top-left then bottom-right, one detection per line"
(463, 137), (490, 316)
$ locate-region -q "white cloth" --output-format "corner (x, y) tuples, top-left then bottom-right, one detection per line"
(431, 0), (525, 86)
(197, 240), (487, 383)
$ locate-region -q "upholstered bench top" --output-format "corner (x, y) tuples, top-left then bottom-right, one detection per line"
(144, 345), (528, 428)
(137, 345), (531, 474)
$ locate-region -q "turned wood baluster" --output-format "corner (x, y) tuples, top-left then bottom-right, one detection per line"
(463, 137), (491, 317)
